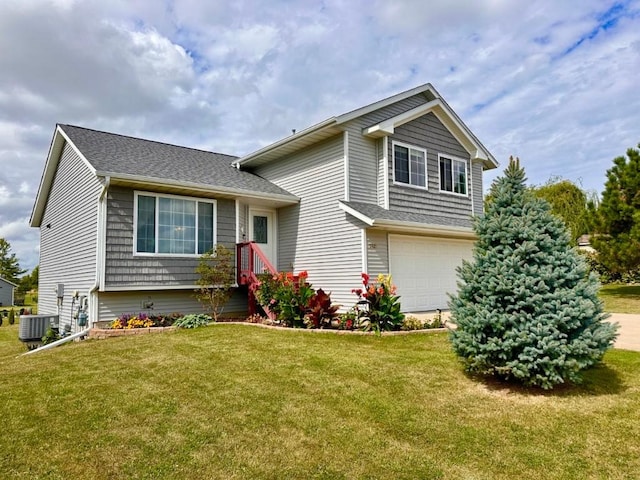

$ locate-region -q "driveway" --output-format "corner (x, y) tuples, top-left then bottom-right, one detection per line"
(415, 311), (640, 352)
(608, 313), (640, 352)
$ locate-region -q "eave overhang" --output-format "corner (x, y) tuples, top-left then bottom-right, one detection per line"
(338, 201), (477, 240)
(362, 98), (498, 171)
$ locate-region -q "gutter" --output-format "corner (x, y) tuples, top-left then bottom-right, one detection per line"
(21, 328), (91, 356)
(89, 176), (110, 326)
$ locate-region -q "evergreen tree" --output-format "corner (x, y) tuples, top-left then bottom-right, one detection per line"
(0, 238), (26, 284)
(592, 144), (640, 277)
(450, 158), (617, 389)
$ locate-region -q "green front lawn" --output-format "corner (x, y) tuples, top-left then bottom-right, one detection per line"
(1, 324), (639, 479)
(599, 284), (640, 314)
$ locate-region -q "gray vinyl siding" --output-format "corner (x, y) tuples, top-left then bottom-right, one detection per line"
(472, 161), (484, 216)
(388, 112), (473, 228)
(365, 230), (389, 278)
(0, 278), (15, 306)
(97, 288), (247, 320)
(346, 93), (430, 204)
(253, 135), (364, 308)
(104, 187), (236, 287)
(38, 142), (102, 332)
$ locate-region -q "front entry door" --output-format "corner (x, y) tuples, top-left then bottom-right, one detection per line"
(249, 208), (276, 267)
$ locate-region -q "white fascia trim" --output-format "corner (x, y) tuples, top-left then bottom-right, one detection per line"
(344, 131), (350, 201)
(373, 220), (476, 239)
(337, 202), (375, 226)
(100, 172), (300, 204)
(364, 99), (441, 137)
(362, 99), (497, 169)
(57, 126), (98, 175)
(234, 117), (338, 166)
(336, 83), (434, 124)
(30, 126), (98, 227)
(102, 284), (239, 292)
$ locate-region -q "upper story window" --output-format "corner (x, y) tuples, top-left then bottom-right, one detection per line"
(134, 192), (216, 256)
(439, 155), (468, 195)
(393, 141), (427, 189)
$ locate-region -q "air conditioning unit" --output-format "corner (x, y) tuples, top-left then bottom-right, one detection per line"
(18, 315), (59, 342)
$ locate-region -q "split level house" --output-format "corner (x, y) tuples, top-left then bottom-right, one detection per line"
(30, 83), (498, 332)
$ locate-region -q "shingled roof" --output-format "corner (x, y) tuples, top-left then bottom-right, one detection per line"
(338, 200), (475, 238)
(59, 124), (296, 198)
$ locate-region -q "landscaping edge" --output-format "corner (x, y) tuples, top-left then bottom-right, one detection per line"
(88, 322), (450, 339)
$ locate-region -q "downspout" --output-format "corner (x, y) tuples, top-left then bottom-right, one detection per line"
(21, 328), (91, 356)
(89, 176), (110, 327)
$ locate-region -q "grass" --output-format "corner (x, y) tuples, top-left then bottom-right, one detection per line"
(1, 324), (639, 480)
(599, 284), (640, 314)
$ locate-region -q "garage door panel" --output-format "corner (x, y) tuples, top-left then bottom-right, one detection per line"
(389, 235), (473, 312)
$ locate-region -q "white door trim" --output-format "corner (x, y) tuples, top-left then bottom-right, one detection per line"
(248, 207), (277, 268)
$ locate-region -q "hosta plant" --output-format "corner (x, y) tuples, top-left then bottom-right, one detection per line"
(173, 314), (212, 329)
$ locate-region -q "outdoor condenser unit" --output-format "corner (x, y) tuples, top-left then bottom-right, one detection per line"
(18, 315), (57, 342)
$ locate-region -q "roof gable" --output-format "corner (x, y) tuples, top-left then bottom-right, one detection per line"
(0, 277), (18, 288)
(235, 83), (497, 169)
(30, 125), (298, 227)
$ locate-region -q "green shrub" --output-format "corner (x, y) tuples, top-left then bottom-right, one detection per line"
(195, 245), (235, 321)
(173, 314), (212, 329)
(8, 309), (15, 325)
(42, 327), (60, 345)
(425, 311), (446, 329)
(401, 315), (424, 331)
(256, 271), (315, 328)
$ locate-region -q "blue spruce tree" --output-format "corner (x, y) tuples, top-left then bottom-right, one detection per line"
(450, 158), (617, 389)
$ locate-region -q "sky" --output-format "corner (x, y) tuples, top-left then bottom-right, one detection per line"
(1, 0), (639, 273)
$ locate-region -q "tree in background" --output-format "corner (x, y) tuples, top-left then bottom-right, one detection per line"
(591, 144), (640, 278)
(532, 178), (594, 243)
(18, 266), (39, 294)
(450, 158), (617, 389)
(0, 238), (25, 284)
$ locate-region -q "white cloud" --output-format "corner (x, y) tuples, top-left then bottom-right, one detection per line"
(0, 0), (639, 271)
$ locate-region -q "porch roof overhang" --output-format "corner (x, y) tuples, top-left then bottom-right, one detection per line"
(102, 173), (300, 208)
(339, 201), (477, 240)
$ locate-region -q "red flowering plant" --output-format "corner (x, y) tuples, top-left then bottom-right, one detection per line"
(256, 271), (315, 328)
(352, 273), (405, 333)
(303, 288), (340, 329)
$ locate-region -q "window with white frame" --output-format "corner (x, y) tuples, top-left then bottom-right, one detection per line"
(439, 155), (468, 195)
(393, 142), (427, 188)
(134, 192), (216, 255)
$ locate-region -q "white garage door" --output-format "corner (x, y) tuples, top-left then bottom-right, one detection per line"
(389, 235), (474, 312)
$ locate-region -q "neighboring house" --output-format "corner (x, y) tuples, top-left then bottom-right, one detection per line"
(0, 277), (17, 307)
(30, 83), (497, 332)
